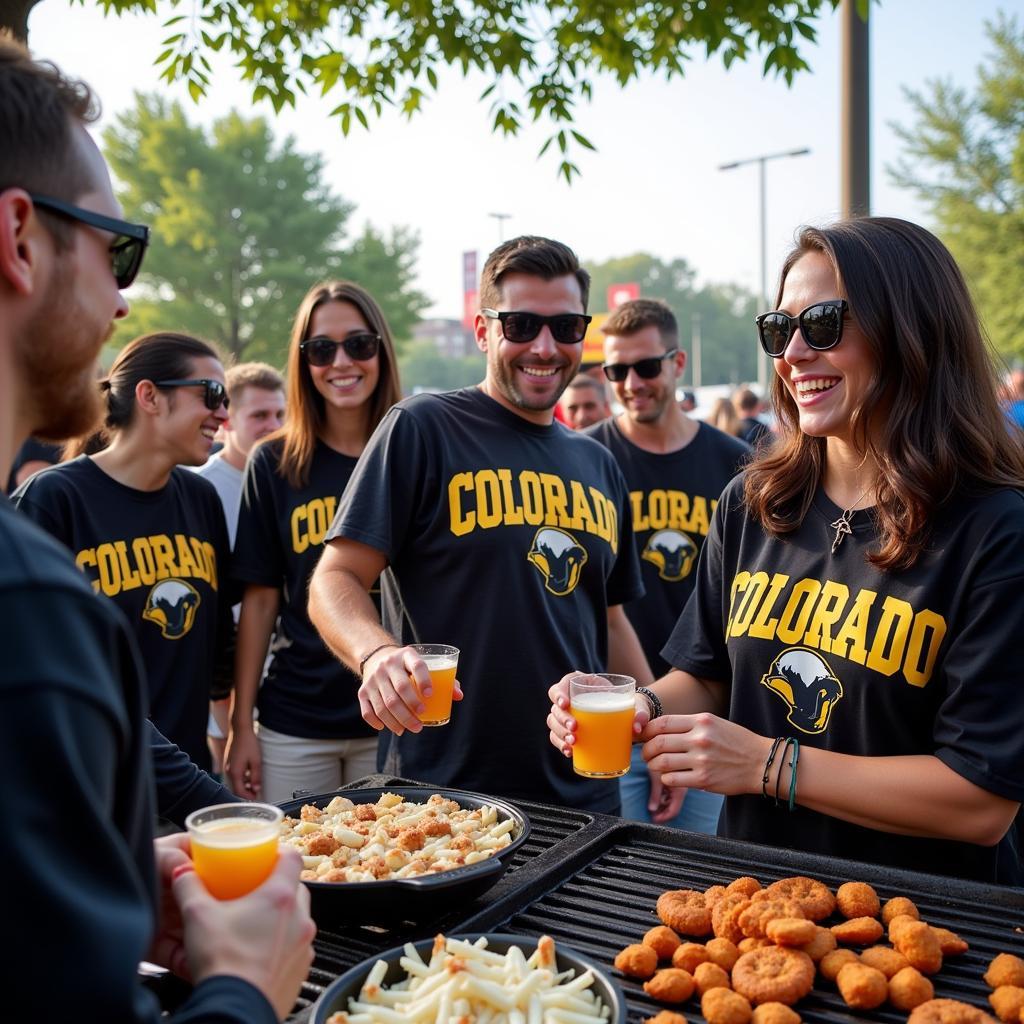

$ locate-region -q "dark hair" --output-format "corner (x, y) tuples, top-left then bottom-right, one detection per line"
(744, 217), (1024, 571)
(564, 374), (608, 398)
(65, 332), (222, 457)
(733, 387), (760, 413)
(0, 37), (100, 246)
(601, 298), (678, 344)
(276, 280), (402, 487)
(478, 236), (590, 311)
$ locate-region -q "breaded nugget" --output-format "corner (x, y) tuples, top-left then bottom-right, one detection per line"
(646, 1013), (688, 1024)
(713, 893), (753, 945)
(643, 968), (696, 1003)
(882, 896), (920, 925)
(672, 941), (711, 973)
(695, 961), (732, 995)
(739, 938), (775, 954)
(796, 926), (837, 963)
(615, 943), (658, 978)
(889, 913), (919, 945)
(657, 888), (713, 936)
(889, 966), (935, 1011)
(859, 945), (910, 978)
(832, 917), (885, 946)
(819, 949), (860, 982)
(706, 937), (742, 972)
(767, 918), (817, 947)
(764, 877), (836, 922)
(893, 920), (943, 974)
(986, 955), (1024, 989)
(990, 987), (1024, 1024)
(751, 1003), (801, 1024)
(706, 885), (729, 907)
(728, 876), (763, 897)
(836, 962), (888, 1010)
(739, 898), (807, 940)
(836, 881), (881, 919)
(702, 987), (754, 1024)
(932, 927), (969, 957)
(909, 998), (999, 1024)
(644, 925), (682, 961)
(732, 947), (815, 1006)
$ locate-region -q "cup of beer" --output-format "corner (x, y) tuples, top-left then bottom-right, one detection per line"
(185, 802), (283, 900)
(410, 644), (460, 726)
(569, 673), (636, 779)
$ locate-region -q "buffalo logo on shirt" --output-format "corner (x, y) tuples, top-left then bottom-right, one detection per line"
(527, 527), (588, 596)
(142, 579), (201, 639)
(760, 647), (843, 734)
(642, 529), (698, 582)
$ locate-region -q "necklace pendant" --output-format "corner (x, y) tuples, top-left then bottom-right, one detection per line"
(830, 512), (854, 555)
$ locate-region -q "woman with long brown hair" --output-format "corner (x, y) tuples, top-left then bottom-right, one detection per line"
(225, 280), (402, 802)
(548, 218), (1024, 883)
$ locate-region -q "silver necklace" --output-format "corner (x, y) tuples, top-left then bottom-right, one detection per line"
(829, 486), (873, 555)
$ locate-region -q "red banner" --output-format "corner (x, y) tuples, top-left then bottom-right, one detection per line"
(607, 282), (640, 310)
(462, 251), (479, 329)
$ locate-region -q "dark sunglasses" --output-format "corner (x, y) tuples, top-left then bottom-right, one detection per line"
(481, 308), (592, 345)
(602, 349), (678, 383)
(30, 193), (150, 289)
(156, 378), (229, 411)
(300, 333), (381, 366)
(755, 299), (849, 357)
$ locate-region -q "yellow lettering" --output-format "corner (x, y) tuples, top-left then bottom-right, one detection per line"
(630, 491), (648, 531)
(689, 496), (710, 536)
(132, 538), (156, 585)
(95, 542), (122, 597)
(668, 491), (687, 530)
(539, 473), (570, 528)
(291, 504), (309, 553)
(589, 486), (611, 543)
(75, 548), (99, 592)
(571, 480), (598, 534)
(111, 541), (141, 592)
(903, 609), (947, 687)
(730, 571), (769, 638)
(149, 535), (178, 580)
(448, 472), (475, 536)
(175, 534), (199, 579)
(648, 489), (668, 530)
(519, 472), (544, 526)
(475, 470), (503, 529)
(804, 580), (850, 654)
(866, 596), (913, 676)
(497, 469), (524, 526)
(749, 573), (791, 640)
(726, 571), (751, 636)
(201, 542), (218, 590)
(832, 589), (876, 664)
(776, 579), (821, 644)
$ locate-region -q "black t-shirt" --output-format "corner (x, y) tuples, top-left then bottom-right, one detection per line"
(663, 475), (1024, 883)
(13, 457), (233, 771)
(232, 437), (374, 740)
(326, 387), (644, 811)
(586, 419), (749, 674)
(5, 436), (62, 493)
(740, 417), (772, 449)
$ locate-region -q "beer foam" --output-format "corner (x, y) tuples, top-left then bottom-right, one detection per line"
(422, 654), (458, 670)
(571, 690), (635, 714)
(193, 818), (279, 848)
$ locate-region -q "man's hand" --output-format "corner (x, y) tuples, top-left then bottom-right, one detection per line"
(224, 725), (262, 797)
(358, 645), (463, 735)
(647, 767), (687, 824)
(149, 833), (192, 979)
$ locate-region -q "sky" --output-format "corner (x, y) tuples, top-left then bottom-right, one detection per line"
(28, 0), (1022, 319)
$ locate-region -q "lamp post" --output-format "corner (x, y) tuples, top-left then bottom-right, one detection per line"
(488, 212), (512, 244)
(718, 147), (810, 391)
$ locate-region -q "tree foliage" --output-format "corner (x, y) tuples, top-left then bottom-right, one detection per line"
(45, 0), (847, 181)
(889, 12), (1024, 361)
(104, 94), (428, 364)
(399, 341), (486, 393)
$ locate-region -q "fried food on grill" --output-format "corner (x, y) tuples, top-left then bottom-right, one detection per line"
(893, 919), (944, 974)
(751, 1002), (801, 1024)
(836, 881), (881, 920)
(908, 998), (998, 1024)
(672, 941), (711, 973)
(818, 948), (860, 982)
(713, 894), (753, 945)
(739, 938), (775, 954)
(643, 968), (696, 1003)
(739, 898), (807, 940)
(705, 885), (729, 907)
(646, 1012), (687, 1024)
(985, 955), (1024, 989)
(835, 961), (888, 1010)
(702, 987), (754, 1024)
(859, 945), (910, 978)
(932, 927), (969, 957)
(694, 961), (732, 995)
(989, 987), (1024, 1023)
(727, 876), (763, 897)
(762, 877), (836, 922)
(888, 966), (935, 1011)
(644, 925), (682, 960)
(615, 942), (658, 978)
(795, 926), (837, 963)
(831, 916), (885, 946)
(882, 896), (920, 925)
(706, 937), (742, 972)
(766, 918), (817, 947)
(731, 947), (815, 1006)
(657, 888), (713, 936)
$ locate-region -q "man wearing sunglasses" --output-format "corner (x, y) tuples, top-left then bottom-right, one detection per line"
(311, 235), (650, 815)
(0, 40), (312, 1024)
(585, 299), (751, 833)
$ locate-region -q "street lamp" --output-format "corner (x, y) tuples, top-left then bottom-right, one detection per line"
(488, 212), (512, 244)
(719, 147), (810, 391)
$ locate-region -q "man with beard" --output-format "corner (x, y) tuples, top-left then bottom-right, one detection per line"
(586, 299), (750, 832)
(310, 235), (649, 812)
(0, 40), (314, 1022)
(557, 373), (611, 430)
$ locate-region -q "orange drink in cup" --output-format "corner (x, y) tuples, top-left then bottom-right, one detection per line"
(185, 802), (283, 899)
(410, 644), (459, 726)
(570, 673), (636, 778)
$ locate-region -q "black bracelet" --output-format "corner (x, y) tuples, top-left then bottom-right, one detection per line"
(775, 737), (797, 807)
(787, 738), (801, 812)
(636, 686), (663, 721)
(358, 642), (399, 677)
(761, 737), (784, 799)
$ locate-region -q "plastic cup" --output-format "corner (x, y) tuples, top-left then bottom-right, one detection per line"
(185, 802), (283, 899)
(570, 673), (636, 779)
(411, 644), (460, 726)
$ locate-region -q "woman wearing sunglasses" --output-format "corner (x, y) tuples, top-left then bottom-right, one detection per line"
(225, 280), (402, 802)
(13, 332), (235, 775)
(549, 218), (1024, 883)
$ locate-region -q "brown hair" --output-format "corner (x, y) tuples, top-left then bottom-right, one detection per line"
(706, 397), (742, 437)
(275, 280), (402, 487)
(478, 236), (590, 311)
(733, 386), (761, 414)
(225, 361), (284, 404)
(564, 373), (608, 399)
(602, 298), (678, 345)
(744, 217), (1024, 571)
(0, 37), (100, 246)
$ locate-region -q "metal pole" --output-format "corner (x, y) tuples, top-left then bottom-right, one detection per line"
(758, 158), (768, 391)
(840, 0), (870, 217)
(488, 212), (511, 244)
(691, 312), (702, 389)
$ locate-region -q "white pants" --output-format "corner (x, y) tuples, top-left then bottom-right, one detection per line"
(256, 725), (379, 804)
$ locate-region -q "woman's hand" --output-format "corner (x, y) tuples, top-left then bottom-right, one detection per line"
(224, 724), (262, 798)
(358, 646), (463, 735)
(547, 674), (652, 757)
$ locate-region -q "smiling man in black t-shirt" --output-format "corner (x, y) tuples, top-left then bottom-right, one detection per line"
(310, 236), (649, 812)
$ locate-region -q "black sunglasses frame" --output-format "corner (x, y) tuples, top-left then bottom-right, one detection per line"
(755, 299), (849, 357)
(29, 193), (150, 289)
(156, 378), (229, 411)
(481, 308), (592, 345)
(300, 333), (382, 366)
(602, 349), (679, 383)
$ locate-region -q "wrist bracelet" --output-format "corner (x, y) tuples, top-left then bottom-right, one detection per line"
(636, 686), (663, 721)
(761, 736), (784, 799)
(787, 738), (801, 812)
(358, 642), (398, 677)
